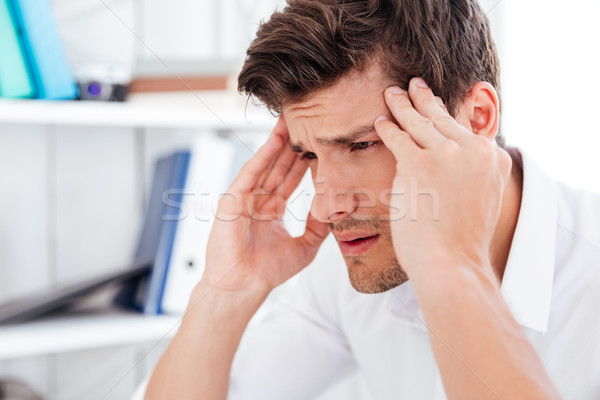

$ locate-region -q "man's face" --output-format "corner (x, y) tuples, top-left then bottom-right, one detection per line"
(283, 65), (409, 293)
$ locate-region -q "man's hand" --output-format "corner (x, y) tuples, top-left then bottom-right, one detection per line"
(374, 78), (559, 399)
(146, 118), (329, 400)
(201, 117), (330, 296)
(374, 78), (512, 277)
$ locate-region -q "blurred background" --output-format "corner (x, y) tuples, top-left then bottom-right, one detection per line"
(0, 0), (599, 399)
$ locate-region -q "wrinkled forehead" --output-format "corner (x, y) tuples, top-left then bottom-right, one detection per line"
(282, 64), (393, 146)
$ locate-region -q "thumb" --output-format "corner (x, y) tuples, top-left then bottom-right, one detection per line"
(295, 211), (330, 262)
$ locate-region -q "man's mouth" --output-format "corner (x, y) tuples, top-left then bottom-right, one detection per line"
(336, 233), (380, 256)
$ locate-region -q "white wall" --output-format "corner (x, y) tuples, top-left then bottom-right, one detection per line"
(50, 0), (287, 75)
(495, 0), (600, 194)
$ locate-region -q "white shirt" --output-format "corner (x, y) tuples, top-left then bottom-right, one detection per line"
(229, 150), (600, 400)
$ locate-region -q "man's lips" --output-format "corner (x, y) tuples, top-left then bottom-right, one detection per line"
(334, 232), (380, 256)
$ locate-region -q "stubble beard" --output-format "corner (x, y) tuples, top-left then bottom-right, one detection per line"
(344, 252), (409, 294)
(331, 217), (409, 294)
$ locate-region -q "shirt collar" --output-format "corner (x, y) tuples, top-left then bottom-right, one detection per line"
(385, 280), (427, 331)
(386, 148), (558, 334)
(500, 149), (558, 333)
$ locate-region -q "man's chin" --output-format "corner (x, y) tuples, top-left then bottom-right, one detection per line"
(344, 257), (409, 294)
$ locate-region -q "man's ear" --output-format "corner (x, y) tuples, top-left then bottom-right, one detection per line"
(455, 82), (499, 141)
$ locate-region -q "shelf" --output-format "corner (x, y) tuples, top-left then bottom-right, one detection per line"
(0, 310), (181, 359)
(0, 91), (276, 131)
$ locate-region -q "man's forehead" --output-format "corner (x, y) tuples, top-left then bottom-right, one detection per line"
(283, 97), (344, 148)
(283, 63), (390, 116)
(282, 63), (393, 151)
(283, 101), (382, 153)
(283, 92), (335, 120)
(287, 120), (377, 153)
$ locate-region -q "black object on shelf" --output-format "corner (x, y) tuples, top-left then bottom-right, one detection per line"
(77, 81), (128, 102)
(0, 259), (151, 326)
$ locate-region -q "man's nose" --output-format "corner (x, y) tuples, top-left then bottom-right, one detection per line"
(310, 170), (358, 223)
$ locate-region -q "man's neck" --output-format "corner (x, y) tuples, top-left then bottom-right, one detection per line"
(490, 148), (524, 282)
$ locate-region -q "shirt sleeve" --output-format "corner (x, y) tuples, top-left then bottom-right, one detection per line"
(228, 238), (357, 400)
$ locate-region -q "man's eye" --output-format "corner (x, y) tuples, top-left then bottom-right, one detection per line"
(301, 152), (317, 160)
(350, 141), (378, 152)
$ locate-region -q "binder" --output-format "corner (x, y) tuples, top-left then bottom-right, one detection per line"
(160, 135), (236, 315)
(8, 0), (78, 99)
(0, 0), (34, 98)
(142, 150), (191, 315)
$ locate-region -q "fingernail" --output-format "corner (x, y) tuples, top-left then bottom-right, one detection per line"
(435, 96), (445, 107)
(415, 78), (429, 88)
(375, 115), (388, 123)
(387, 86), (405, 95)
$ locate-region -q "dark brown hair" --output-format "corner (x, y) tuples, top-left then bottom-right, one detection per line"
(238, 0), (504, 146)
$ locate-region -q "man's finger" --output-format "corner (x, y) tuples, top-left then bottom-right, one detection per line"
(256, 117), (291, 188)
(280, 156), (309, 201)
(261, 142), (299, 191)
(297, 211), (330, 250)
(229, 132), (284, 194)
(407, 78), (470, 142)
(384, 86), (447, 149)
(374, 115), (420, 161)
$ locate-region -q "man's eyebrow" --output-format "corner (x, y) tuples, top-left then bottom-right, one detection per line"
(289, 124), (375, 153)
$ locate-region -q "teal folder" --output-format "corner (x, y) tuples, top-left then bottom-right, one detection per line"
(8, 0), (78, 99)
(0, 0), (34, 98)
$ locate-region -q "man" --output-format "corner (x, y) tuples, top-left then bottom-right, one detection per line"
(146, 0), (600, 398)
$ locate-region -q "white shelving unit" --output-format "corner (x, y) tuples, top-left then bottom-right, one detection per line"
(0, 91), (275, 130)
(0, 311), (180, 359)
(0, 0), (282, 396)
(0, 91), (275, 359)
(0, 91), (276, 399)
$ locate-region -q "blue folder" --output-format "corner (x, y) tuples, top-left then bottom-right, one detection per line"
(142, 151), (191, 315)
(0, 0), (34, 98)
(8, 0), (78, 99)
